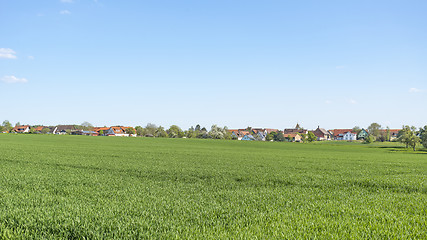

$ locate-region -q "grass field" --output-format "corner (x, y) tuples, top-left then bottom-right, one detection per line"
(0, 134), (426, 239)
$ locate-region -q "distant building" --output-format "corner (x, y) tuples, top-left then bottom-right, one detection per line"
(284, 123), (308, 135)
(12, 125), (30, 133)
(105, 126), (137, 137)
(312, 126), (332, 141)
(241, 134), (255, 141)
(357, 129), (369, 140)
(331, 129), (355, 140)
(54, 125), (78, 135)
(343, 131), (357, 141)
(283, 133), (302, 142)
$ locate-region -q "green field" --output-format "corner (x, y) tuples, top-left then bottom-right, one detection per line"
(0, 134), (426, 239)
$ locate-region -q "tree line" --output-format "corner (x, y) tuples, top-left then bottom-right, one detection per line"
(2, 120), (427, 150)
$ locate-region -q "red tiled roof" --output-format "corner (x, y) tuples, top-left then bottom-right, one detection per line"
(331, 129), (355, 137)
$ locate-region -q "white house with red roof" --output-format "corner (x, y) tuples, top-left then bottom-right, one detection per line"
(12, 125), (30, 133)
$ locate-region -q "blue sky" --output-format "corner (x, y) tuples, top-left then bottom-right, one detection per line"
(1, 0), (426, 130)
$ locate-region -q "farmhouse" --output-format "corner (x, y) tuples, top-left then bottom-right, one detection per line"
(284, 124), (308, 135)
(357, 129), (369, 140)
(54, 125), (77, 135)
(379, 129), (401, 141)
(12, 125), (31, 133)
(312, 126), (332, 140)
(331, 129), (356, 140)
(105, 126), (137, 137)
(283, 133), (302, 142)
(343, 131), (357, 141)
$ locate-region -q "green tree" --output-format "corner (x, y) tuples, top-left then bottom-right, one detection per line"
(81, 122), (94, 131)
(135, 126), (143, 136)
(367, 123), (382, 139)
(420, 125), (427, 149)
(125, 128), (135, 135)
(155, 126), (167, 138)
(209, 124), (229, 139)
(2, 120), (13, 132)
(41, 128), (51, 134)
(266, 132), (275, 141)
(306, 132), (317, 142)
(352, 126), (361, 134)
(274, 132), (285, 142)
(300, 133), (307, 143)
(144, 123), (157, 136)
(168, 125), (184, 138)
(386, 127), (391, 142)
(363, 135), (374, 144)
(398, 125), (420, 151)
(0, 125), (4, 133)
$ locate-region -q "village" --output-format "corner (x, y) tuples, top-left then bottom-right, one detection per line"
(4, 122), (402, 142)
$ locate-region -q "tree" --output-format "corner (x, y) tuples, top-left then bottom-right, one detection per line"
(266, 132), (275, 141)
(135, 126), (143, 136)
(155, 126), (167, 138)
(168, 125), (184, 138)
(300, 133), (307, 143)
(306, 132), (317, 142)
(352, 126), (361, 134)
(274, 132), (285, 142)
(398, 125), (420, 151)
(81, 122), (94, 131)
(125, 128), (135, 135)
(15, 122), (21, 127)
(363, 135), (374, 144)
(0, 125), (4, 133)
(144, 123), (157, 136)
(420, 126), (427, 149)
(2, 120), (13, 132)
(386, 127), (391, 142)
(41, 128), (51, 134)
(367, 123), (382, 139)
(209, 124), (228, 139)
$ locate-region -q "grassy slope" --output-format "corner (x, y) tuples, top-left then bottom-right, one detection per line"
(0, 134), (426, 239)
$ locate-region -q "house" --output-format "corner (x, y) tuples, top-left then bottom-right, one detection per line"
(105, 126), (137, 137)
(343, 131), (357, 141)
(264, 128), (279, 134)
(388, 129), (401, 141)
(54, 125), (77, 135)
(283, 124), (308, 135)
(32, 126), (56, 134)
(331, 129), (354, 140)
(312, 126), (332, 140)
(72, 130), (99, 136)
(379, 129), (401, 141)
(252, 128), (267, 141)
(357, 129), (369, 140)
(93, 127), (110, 135)
(241, 134), (255, 141)
(283, 133), (302, 142)
(12, 125), (30, 133)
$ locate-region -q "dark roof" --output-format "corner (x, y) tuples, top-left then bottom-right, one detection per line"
(56, 125), (77, 132)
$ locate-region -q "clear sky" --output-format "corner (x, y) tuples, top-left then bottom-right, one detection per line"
(1, 0), (426, 130)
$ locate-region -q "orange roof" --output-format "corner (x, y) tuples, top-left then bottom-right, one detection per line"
(94, 127), (110, 131)
(34, 126), (44, 131)
(12, 125), (30, 132)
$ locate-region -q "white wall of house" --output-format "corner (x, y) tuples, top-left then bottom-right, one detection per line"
(343, 132), (357, 141)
